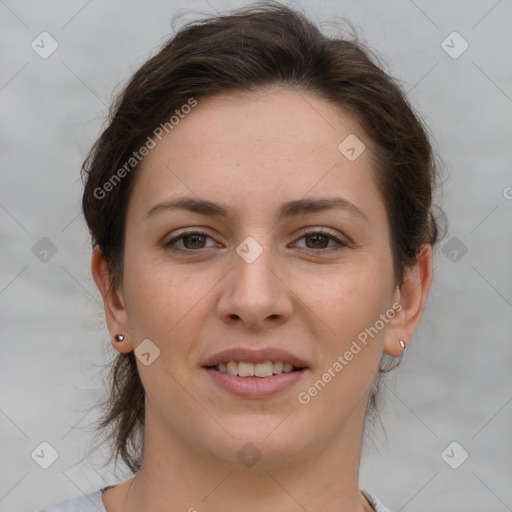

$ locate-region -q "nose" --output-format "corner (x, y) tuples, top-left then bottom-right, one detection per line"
(216, 244), (294, 330)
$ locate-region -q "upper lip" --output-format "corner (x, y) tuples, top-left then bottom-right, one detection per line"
(202, 347), (309, 368)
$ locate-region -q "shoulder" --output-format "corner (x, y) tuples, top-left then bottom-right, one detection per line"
(361, 489), (394, 512)
(37, 487), (108, 512)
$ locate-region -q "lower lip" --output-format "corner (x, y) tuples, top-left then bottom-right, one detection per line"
(203, 367), (308, 398)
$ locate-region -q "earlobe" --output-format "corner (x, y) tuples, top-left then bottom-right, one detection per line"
(91, 245), (134, 353)
(383, 244), (433, 357)
(112, 332), (134, 353)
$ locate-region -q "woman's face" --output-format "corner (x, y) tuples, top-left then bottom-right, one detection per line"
(106, 88), (420, 467)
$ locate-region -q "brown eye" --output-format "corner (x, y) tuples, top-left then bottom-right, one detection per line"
(291, 228), (348, 253)
(164, 230), (219, 253)
(182, 234), (207, 249)
(304, 233), (330, 249)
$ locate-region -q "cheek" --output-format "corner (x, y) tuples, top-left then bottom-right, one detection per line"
(296, 266), (391, 418)
(301, 258), (392, 336)
(122, 256), (217, 364)
(122, 255), (191, 341)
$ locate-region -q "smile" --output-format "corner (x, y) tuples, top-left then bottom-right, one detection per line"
(211, 361), (301, 377)
(201, 347), (310, 397)
(203, 363), (308, 398)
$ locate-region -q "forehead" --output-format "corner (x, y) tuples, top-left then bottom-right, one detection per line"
(160, 87), (367, 164)
(128, 88), (385, 224)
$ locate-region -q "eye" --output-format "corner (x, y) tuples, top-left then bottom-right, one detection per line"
(291, 227), (348, 253)
(164, 230), (220, 253)
(163, 227), (348, 255)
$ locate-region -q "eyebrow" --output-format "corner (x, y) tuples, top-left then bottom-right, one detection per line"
(144, 196), (369, 223)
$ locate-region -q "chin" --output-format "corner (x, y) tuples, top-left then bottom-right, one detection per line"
(199, 416), (308, 468)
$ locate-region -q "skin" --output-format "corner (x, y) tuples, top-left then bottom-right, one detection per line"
(92, 87), (432, 512)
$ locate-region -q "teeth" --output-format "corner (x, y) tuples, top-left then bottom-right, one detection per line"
(214, 361), (299, 377)
(255, 361), (273, 377)
(273, 361), (283, 373)
(238, 361), (254, 377)
(283, 362), (293, 372)
(227, 361), (238, 375)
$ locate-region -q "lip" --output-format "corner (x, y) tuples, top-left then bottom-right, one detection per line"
(201, 347), (310, 398)
(201, 347), (309, 368)
(203, 367), (309, 398)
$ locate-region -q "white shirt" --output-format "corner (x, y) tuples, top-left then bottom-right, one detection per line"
(38, 486), (392, 511)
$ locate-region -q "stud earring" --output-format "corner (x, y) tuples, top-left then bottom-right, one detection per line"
(399, 339), (406, 353)
(114, 334), (125, 342)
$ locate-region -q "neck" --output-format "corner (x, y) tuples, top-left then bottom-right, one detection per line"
(107, 404), (374, 512)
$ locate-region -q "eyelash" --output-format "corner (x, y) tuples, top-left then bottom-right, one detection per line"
(163, 228), (348, 255)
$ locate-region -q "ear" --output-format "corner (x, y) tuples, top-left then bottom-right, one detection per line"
(91, 245), (134, 354)
(383, 244), (433, 356)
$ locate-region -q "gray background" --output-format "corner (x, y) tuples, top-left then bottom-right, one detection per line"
(1, 0), (511, 511)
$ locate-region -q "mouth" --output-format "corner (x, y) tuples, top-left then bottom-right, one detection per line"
(201, 348), (309, 398)
(204, 360), (305, 377)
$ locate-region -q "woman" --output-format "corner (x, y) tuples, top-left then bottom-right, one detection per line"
(39, 2), (444, 511)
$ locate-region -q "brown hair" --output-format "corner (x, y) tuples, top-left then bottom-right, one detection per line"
(83, 1), (446, 473)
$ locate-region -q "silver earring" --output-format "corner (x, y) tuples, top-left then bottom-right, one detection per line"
(114, 334), (125, 342)
(399, 339), (406, 353)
